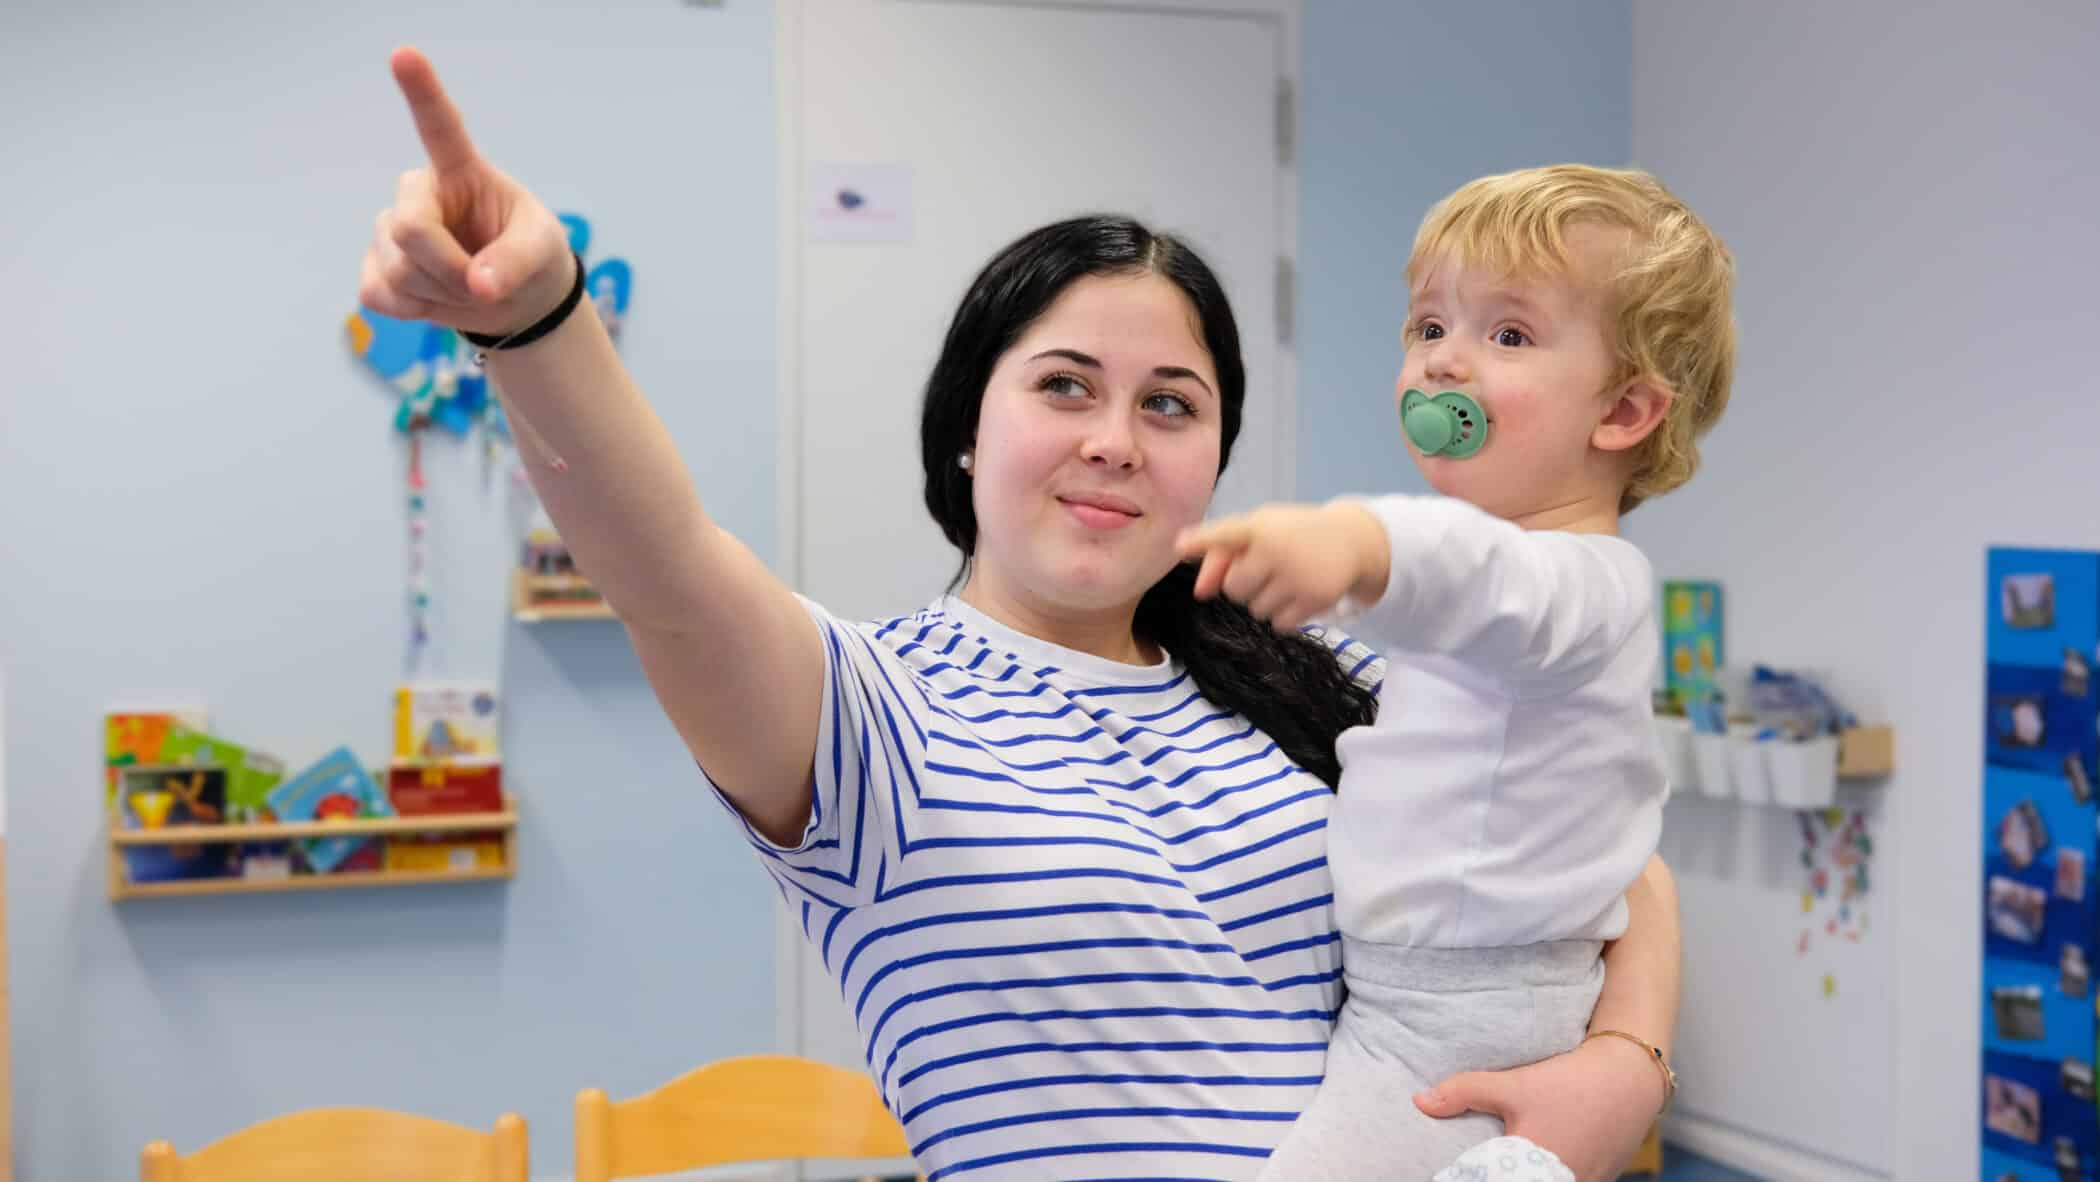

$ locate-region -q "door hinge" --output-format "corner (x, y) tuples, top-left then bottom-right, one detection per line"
(1276, 255), (1295, 346)
(1276, 77), (1296, 167)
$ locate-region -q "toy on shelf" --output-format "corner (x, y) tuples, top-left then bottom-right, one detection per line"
(513, 526), (615, 621)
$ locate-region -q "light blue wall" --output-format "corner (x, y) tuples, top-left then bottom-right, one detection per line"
(1297, 0), (1632, 501)
(0, 2), (780, 1178)
(0, 1), (1638, 1177)
(1629, 2), (2100, 1175)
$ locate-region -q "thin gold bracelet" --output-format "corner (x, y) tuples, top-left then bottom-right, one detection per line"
(1586, 1029), (1677, 1113)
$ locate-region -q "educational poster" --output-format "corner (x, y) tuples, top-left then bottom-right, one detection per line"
(1662, 580), (1723, 707)
(1984, 548), (2100, 1181)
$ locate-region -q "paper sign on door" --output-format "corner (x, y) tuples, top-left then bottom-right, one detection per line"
(806, 162), (914, 244)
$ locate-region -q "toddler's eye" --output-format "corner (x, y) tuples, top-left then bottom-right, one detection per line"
(1494, 327), (1531, 348)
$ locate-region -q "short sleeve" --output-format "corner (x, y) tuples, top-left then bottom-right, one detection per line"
(701, 596), (918, 910)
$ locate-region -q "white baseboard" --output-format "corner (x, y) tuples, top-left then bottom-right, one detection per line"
(1662, 1110), (1888, 1182)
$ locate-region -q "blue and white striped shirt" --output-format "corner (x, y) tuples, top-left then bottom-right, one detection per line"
(708, 596), (1384, 1181)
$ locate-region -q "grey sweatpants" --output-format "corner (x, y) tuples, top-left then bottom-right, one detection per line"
(1257, 937), (1605, 1180)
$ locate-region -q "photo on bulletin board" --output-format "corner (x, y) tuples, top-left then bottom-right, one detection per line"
(1989, 875), (2049, 944)
(2064, 753), (2092, 806)
(2062, 944), (2090, 998)
(2056, 848), (2086, 900)
(1998, 799), (2050, 870)
(1991, 694), (2049, 749)
(2064, 647), (2092, 698)
(1986, 1073), (2044, 1144)
(2056, 1135), (2082, 1176)
(2064, 1058), (2095, 1102)
(2003, 573), (2057, 630)
(1992, 984), (2047, 1041)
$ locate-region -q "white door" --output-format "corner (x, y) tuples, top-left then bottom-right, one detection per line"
(779, 0), (1297, 1104)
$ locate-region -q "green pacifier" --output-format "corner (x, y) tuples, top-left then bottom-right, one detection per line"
(1401, 388), (1489, 458)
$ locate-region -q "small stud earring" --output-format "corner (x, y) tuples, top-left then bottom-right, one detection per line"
(957, 452), (973, 472)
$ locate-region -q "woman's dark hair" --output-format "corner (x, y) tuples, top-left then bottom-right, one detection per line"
(919, 215), (1377, 787)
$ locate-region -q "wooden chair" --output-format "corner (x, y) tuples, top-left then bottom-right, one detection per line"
(140, 1108), (526, 1182)
(574, 1054), (915, 1181)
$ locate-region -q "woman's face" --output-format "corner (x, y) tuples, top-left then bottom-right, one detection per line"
(963, 271), (1226, 619)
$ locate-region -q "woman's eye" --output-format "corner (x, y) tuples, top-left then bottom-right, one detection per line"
(1494, 327), (1531, 347)
(1041, 372), (1089, 399)
(1144, 392), (1196, 418)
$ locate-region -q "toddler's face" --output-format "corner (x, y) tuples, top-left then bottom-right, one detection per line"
(1398, 227), (1625, 520)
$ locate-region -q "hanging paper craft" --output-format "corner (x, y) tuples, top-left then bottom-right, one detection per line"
(344, 308), (489, 437)
(588, 258), (632, 341)
(344, 211), (635, 664)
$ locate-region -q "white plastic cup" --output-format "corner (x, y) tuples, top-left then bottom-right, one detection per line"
(1729, 734), (1774, 805)
(1768, 735), (1840, 808)
(1692, 733), (1734, 800)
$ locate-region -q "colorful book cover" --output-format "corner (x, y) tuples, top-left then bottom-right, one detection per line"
(160, 726), (285, 821)
(266, 747), (393, 874)
(104, 707), (209, 803)
(387, 760), (503, 815)
(384, 834), (504, 874)
(392, 681), (501, 762)
(116, 765), (233, 882)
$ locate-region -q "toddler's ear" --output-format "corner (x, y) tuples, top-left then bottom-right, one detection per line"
(1593, 377), (1673, 454)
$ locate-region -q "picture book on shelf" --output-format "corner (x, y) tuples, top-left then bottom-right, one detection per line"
(266, 747), (393, 874)
(392, 681), (500, 762)
(160, 726), (286, 821)
(116, 765), (234, 882)
(104, 706), (209, 802)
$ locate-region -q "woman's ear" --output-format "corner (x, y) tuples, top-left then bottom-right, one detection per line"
(1593, 376), (1674, 454)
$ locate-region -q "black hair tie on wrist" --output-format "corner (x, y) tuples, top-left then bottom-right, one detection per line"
(462, 250), (585, 355)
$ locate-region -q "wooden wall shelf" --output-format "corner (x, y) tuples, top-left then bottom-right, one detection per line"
(107, 795), (517, 901)
(511, 569), (617, 623)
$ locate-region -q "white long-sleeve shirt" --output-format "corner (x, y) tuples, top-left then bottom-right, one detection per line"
(1328, 495), (1666, 948)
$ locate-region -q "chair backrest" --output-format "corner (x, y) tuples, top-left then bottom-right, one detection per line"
(140, 1108), (526, 1182)
(574, 1054), (913, 1181)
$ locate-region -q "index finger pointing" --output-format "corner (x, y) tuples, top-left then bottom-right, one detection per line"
(1175, 518), (1252, 561)
(390, 46), (478, 174)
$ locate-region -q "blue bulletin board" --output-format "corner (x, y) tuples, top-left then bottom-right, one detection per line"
(1984, 548), (2100, 1181)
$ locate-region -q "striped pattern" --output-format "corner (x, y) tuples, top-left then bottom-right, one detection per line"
(710, 596), (1382, 1181)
